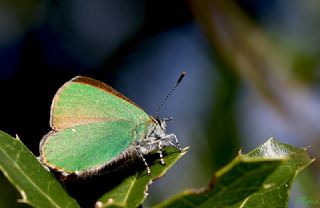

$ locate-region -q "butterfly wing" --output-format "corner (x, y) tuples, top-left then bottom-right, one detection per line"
(50, 76), (150, 130)
(41, 121), (145, 174)
(42, 76), (153, 174)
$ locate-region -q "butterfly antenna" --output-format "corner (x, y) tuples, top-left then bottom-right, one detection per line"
(155, 72), (186, 118)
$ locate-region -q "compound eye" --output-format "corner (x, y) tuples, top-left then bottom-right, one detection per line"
(155, 118), (161, 125)
(154, 118), (166, 130)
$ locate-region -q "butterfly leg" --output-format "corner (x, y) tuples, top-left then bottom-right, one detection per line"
(165, 134), (182, 151)
(141, 139), (166, 165)
(158, 141), (165, 165)
(172, 134), (182, 151)
(136, 147), (151, 175)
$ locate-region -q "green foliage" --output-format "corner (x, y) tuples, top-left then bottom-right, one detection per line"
(0, 131), (313, 208)
(154, 138), (314, 208)
(0, 131), (80, 208)
(0, 172), (29, 208)
(96, 147), (188, 208)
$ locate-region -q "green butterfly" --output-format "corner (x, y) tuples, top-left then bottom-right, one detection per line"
(40, 75), (184, 177)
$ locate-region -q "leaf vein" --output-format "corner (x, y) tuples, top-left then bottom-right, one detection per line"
(0, 145), (62, 208)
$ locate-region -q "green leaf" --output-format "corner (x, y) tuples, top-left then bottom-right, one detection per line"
(0, 130), (80, 208)
(95, 147), (188, 208)
(0, 172), (29, 208)
(155, 138), (314, 208)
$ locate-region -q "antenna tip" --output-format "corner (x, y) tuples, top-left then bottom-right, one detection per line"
(178, 71), (186, 83)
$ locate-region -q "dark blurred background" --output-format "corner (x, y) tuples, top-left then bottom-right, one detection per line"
(0, 0), (319, 207)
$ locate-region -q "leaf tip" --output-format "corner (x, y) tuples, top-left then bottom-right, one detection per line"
(182, 146), (190, 152)
(17, 190), (27, 204)
(15, 134), (21, 140)
(95, 201), (103, 208)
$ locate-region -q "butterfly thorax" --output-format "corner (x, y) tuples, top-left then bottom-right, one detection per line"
(135, 117), (180, 155)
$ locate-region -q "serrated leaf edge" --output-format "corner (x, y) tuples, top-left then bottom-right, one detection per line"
(96, 147), (189, 208)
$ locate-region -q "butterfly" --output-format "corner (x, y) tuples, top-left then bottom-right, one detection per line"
(40, 74), (185, 177)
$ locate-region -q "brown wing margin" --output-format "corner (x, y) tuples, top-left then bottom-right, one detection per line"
(71, 76), (143, 110)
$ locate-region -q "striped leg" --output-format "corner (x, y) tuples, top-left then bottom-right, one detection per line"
(166, 134), (182, 151)
(136, 147), (151, 175)
(172, 134), (182, 151)
(158, 141), (165, 165)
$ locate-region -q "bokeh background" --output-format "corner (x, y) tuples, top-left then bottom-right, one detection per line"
(0, 0), (319, 207)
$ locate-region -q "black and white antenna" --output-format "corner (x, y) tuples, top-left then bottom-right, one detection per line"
(154, 72), (186, 118)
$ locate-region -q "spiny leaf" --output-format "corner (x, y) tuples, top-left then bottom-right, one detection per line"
(95, 147), (188, 208)
(0, 130), (80, 208)
(155, 138), (314, 208)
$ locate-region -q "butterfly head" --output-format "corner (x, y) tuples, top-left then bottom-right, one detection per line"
(154, 117), (173, 130)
